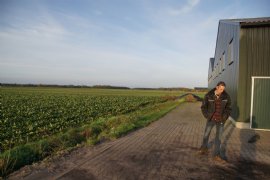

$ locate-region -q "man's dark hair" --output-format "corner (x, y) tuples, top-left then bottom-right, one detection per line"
(216, 81), (226, 87)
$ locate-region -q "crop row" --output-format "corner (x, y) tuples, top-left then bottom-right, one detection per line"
(0, 93), (166, 152)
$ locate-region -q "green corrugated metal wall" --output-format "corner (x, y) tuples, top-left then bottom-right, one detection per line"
(208, 21), (270, 128)
(238, 26), (270, 124)
(251, 78), (270, 129)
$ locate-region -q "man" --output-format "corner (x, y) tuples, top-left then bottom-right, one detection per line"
(199, 81), (232, 162)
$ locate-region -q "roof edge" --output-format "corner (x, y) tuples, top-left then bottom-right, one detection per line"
(219, 17), (270, 27)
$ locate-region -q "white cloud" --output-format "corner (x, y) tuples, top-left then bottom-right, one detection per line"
(168, 0), (200, 15)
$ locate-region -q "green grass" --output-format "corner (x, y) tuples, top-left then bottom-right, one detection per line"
(0, 98), (184, 177)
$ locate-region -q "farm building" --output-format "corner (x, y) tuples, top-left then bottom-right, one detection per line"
(208, 17), (270, 130)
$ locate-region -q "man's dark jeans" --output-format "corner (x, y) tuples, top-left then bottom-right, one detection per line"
(201, 120), (224, 156)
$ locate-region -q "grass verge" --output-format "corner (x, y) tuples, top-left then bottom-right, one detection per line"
(0, 98), (185, 178)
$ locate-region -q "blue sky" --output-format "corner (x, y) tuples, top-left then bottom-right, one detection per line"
(0, 0), (269, 88)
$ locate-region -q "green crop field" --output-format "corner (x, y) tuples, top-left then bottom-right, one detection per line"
(0, 87), (186, 153)
(0, 87), (207, 176)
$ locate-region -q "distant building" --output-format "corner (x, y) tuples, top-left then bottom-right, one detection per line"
(208, 17), (270, 130)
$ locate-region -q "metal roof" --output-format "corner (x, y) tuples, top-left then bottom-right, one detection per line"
(220, 17), (270, 27)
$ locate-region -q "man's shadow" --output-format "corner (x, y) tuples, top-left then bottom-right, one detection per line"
(219, 104), (240, 160)
(236, 116), (259, 178)
(221, 107), (259, 178)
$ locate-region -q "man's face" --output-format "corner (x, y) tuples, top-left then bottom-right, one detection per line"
(216, 85), (225, 95)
